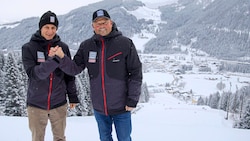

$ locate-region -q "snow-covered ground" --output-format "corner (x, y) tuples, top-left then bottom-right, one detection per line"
(1, 69), (250, 141)
(1, 92), (250, 141)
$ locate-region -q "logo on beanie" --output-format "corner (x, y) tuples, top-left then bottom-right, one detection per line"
(50, 16), (55, 23)
(39, 11), (59, 30)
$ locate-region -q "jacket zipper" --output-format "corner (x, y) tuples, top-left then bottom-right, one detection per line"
(47, 43), (53, 110)
(48, 73), (53, 110)
(101, 38), (108, 115)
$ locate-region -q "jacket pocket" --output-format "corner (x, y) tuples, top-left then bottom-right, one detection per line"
(107, 52), (122, 62)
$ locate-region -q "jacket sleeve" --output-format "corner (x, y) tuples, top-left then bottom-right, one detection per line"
(22, 43), (60, 80)
(64, 74), (79, 103)
(60, 43), (86, 76)
(63, 46), (79, 103)
(126, 40), (143, 107)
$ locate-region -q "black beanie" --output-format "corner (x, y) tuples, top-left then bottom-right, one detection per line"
(39, 11), (59, 30)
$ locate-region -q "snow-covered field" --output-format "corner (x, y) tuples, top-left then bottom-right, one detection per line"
(1, 92), (250, 141)
(1, 69), (250, 141)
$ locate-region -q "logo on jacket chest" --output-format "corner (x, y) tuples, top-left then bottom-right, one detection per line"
(37, 51), (45, 62)
(88, 51), (97, 63)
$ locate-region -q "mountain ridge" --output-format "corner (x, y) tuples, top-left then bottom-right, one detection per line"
(0, 0), (249, 62)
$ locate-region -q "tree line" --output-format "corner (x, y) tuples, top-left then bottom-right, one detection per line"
(197, 84), (250, 129)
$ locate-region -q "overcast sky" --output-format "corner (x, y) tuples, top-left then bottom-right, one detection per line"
(0, 0), (178, 24)
(0, 0), (102, 24)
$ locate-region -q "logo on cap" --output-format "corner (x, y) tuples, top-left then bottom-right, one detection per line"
(96, 10), (105, 17)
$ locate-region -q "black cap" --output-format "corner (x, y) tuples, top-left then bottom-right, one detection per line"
(92, 9), (111, 22)
(39, 11), (59, 30)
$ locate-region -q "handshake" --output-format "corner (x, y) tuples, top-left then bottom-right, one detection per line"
(49, 45), (65, 59)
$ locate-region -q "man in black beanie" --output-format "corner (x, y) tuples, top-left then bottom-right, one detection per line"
(39, 11), (59, 30)
(21, 11), (79, 141)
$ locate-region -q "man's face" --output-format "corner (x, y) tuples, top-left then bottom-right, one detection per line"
(92, 18), (112, 36)
(40, 24), (57, 40)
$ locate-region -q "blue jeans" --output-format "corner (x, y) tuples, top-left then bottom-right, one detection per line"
(94, 110), (132, 141)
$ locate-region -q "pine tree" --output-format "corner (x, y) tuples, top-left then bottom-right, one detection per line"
(3, 53), (25, 116)
(0, 70), (4, 115)
(197, 96), (205, 105)
(139, 82), (150, 103)
(68, 70), (93, 116)
(14, 51), (28, 116)
(218, 91), (230, 111)
(230, 93), (240, 114)
(208, 92), (220, 109)
(0, 53), (7, 115)
(234, 100), (250, 129)
(0, 53), (4, 71)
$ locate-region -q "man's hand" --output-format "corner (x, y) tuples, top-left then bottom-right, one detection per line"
(69, 103), (77, 109)
(48, 46), (65, 59)
(55, 46), (65, 59)
(125, 106), (134, 111)
(48, 45), (59, 57)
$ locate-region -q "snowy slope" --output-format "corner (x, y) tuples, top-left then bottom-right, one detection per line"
(1, 90), (250, 141)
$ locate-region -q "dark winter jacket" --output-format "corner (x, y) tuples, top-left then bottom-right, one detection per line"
(22, 30), (79, 110)
(60, 23), (142, 115)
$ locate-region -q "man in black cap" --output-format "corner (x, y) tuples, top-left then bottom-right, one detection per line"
(53, 9), (142, 141)
(21, 11), (79, 141)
